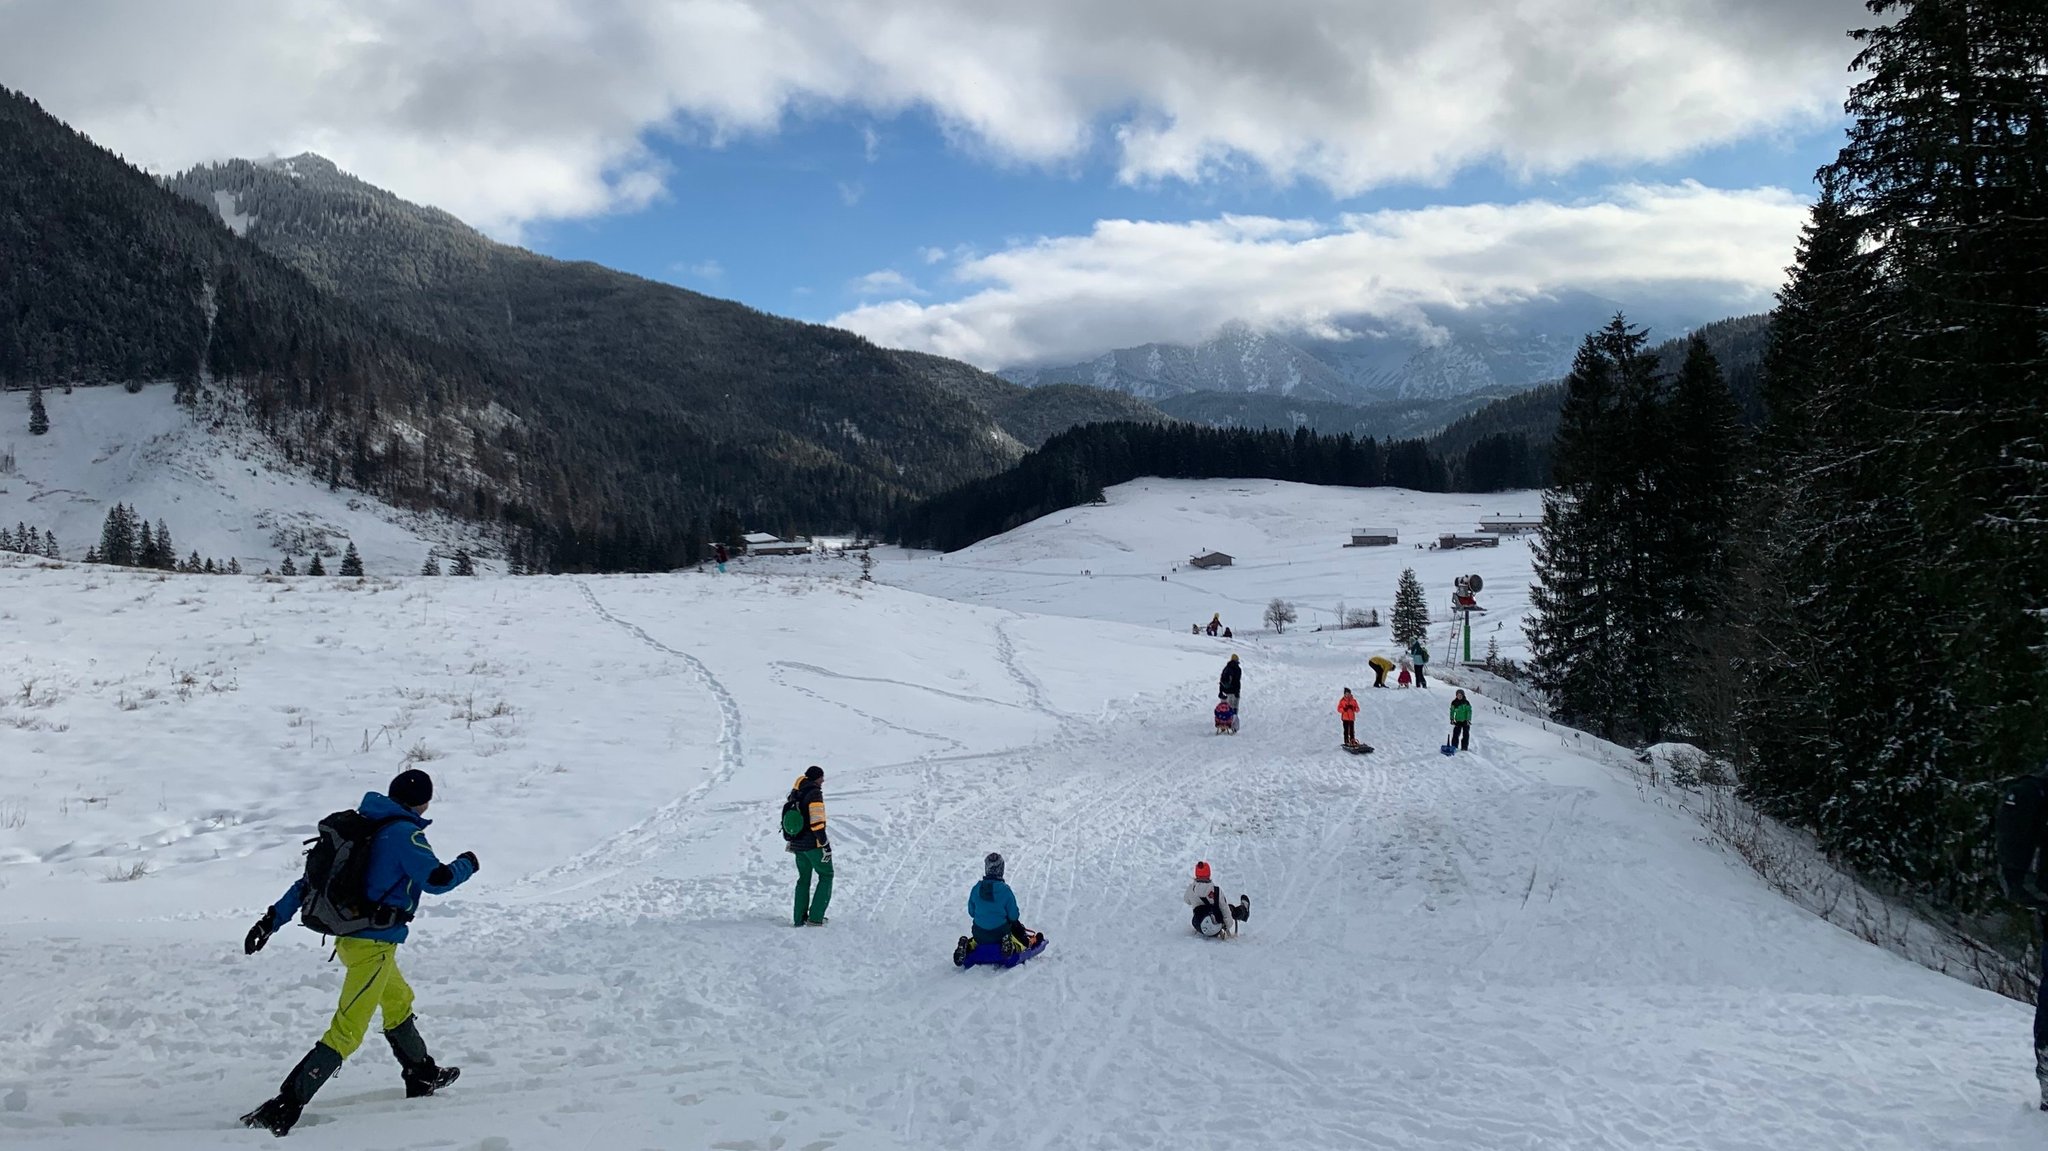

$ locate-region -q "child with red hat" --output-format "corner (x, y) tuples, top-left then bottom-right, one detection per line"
(1184, 861), (1252, 939)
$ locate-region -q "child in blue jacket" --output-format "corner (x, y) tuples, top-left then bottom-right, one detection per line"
(966, 852), (1038, 952)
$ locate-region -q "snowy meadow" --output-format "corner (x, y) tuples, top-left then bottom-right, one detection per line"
(0, 478), (2040, 1149)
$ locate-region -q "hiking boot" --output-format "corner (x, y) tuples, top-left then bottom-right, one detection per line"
(385, 1017), (459, 1099)
(241, 1043), (343, 1137)
(953, 936), (974, 966)
(240, 1095), (303, 1138)
(805, 916), (829, 927)
(403, 1065), (461, 1099)
(1234, 896), (1251, 923)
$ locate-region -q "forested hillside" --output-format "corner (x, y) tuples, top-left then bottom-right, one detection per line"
(891, 422), (1450, 552)
(0, 86), (534, 529)
(1519, 0), (2046, 935)
(1427, 313), (1770, 490)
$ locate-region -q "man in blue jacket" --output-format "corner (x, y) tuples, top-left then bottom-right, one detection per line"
(239, 769), (479, 1136)
(966, 852), (1036, 952)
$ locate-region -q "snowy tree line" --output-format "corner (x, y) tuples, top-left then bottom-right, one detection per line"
(2, 521), (60, 558)
(1526, 0), (2047, 923)
(84, 504), (242, 573)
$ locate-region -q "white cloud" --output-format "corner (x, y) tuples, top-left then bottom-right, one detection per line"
(670, 258), (725, 281)
(836, 179), (865, 206)
(851, 269), (927, 297)
(830, 183), (1811, 367)
(0, 0), (1865, 234)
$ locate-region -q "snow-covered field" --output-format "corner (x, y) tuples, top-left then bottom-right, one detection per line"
(876, 478), (1543, 657)
(2, 478), (2042, 1150)
(0, 386), (480, 574)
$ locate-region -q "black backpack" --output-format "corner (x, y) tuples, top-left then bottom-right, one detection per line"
(1992, 773), (2048, 904)
(298, 811), (410, 936)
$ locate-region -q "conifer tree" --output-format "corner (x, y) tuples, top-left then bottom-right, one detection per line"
(280, 555), (297, 576)
(420, 554), (442, 577)
(136, 519), (157, 569)
(307, 552), (326, 576)
(184, 549), (201, 573)
(451, 549), (476, 576)
(339, 541), (363, 577)
(27, 380), (48, 436)
(154, 520), (175, 570)
(41, 532), (57, 560)
(1729, 0), (2048, 911)
(98, 505), (137, 567)
(85, 546), (101, 564)
(1391, 568), (1430, 646)
(227, 558), (241, 575)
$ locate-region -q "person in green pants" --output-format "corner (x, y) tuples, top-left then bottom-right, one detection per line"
(784, 765), (833, 926)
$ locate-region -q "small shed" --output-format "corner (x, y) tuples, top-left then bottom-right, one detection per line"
(1347, 527), (1398, 547)
(1437, 534), (1501, 550)
(1477, 515), (1542, 536)
(1188, 551), (1234, 569)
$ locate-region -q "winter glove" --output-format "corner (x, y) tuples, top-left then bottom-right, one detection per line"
(457, 851), (480, 874)
(245, 911), (276, 955)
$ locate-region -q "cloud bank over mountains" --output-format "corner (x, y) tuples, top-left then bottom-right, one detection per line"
(834, 183), (1810, 368)
(0, 0), (1856, 362)
(5, 0), (1858, 232)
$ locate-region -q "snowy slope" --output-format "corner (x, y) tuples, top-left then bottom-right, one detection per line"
(1, 484), (2042, 1149)
(878, 478), (1541, 659)
(0, 386), (483, 574)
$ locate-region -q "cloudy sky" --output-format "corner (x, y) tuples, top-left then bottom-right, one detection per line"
(0, 0), (1867, 367)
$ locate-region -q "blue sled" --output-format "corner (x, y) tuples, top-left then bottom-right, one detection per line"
(955, 937), (1048, 969)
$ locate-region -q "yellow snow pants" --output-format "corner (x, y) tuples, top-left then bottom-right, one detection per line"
(319, 937), (415, 1058)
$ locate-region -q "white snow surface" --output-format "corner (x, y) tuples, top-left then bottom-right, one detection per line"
(876, 478), (1542, 657)
(1, 479), (2041, 1150)
(0, 386), (480, 574)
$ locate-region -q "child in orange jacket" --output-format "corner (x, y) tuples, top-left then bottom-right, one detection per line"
(1337, 688), (1361, 747)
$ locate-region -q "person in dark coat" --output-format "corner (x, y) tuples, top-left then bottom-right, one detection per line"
(1218, 654), (1241, 711)
(786, 766), (832, 926)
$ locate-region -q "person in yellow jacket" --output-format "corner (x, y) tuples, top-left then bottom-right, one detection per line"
(783, 765), (833, 926)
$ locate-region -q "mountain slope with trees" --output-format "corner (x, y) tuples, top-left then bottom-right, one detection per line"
(1516, 0), (2047, 932)
(167, 155), (1153, 457)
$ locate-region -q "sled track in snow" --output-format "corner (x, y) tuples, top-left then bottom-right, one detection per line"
(517, 582), (748, 890)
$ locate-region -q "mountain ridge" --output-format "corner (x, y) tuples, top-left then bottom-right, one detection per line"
(1005, 291), (1717, 404)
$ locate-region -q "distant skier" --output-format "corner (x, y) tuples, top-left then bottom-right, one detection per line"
(1207, 612), (1222, 637)
(238, 769), (477, 1137)
(714, 542), (728, 573)
(1185, 861), (1251, 939)
(1368, 654), (1394, 689)
(1214, 696), (1239, 734)
(966, 852), (1038, 953)
(1408, 640), (1430, 689)
(1449, 690), (1473, 751)
(1337, 688), (1361, 748)
(783, 765), (832, 926)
